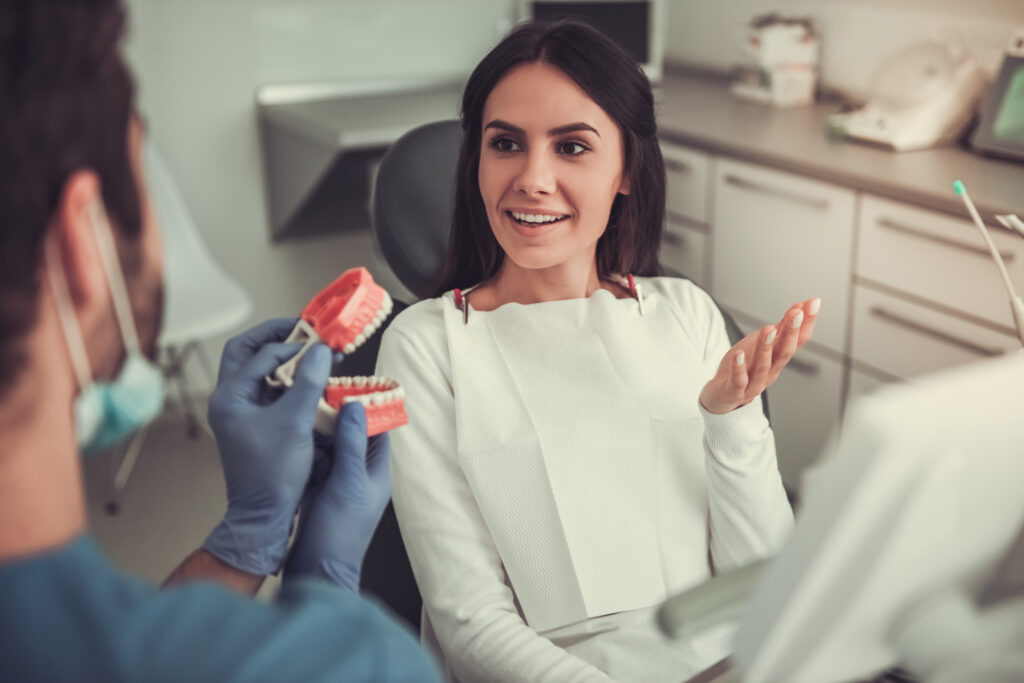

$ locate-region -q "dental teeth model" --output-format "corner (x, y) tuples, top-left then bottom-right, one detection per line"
(266, 267), (408, 436)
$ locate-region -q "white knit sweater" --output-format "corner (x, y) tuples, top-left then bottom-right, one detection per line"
(375, 276), (793, 683)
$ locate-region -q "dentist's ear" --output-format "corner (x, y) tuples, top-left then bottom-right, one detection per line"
(51, 170), (109, 313)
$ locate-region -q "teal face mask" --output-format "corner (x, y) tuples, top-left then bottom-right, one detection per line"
(73, 353), (165, 455)
(46, 200), (165, 456)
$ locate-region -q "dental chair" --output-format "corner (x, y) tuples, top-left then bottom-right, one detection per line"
(355, 119), (771, 632)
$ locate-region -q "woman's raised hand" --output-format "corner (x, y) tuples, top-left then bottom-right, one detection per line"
(699, 297), (821, 415)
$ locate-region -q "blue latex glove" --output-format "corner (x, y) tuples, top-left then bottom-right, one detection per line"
(202, 318), (333, 576)
(284, 402), (391, 591)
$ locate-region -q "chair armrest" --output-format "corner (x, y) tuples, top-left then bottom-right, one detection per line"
(656, 558), (772, 641)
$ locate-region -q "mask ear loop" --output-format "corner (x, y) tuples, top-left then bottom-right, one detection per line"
(44, 235), (95, 394)
(87, 200), (144, 356)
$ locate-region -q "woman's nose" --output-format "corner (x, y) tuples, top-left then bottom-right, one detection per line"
(513, 150), (555, 196)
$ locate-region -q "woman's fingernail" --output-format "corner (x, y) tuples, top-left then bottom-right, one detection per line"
(809, 297), (821, 315)
(735, 351), (745, 366)
(792, 311), (805, 329)
(765, 330), (776, 345)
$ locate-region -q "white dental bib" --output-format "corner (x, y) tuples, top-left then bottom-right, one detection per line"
(443, 286), (716, 630)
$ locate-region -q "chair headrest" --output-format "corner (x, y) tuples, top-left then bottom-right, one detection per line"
(372, 119), (463, 299)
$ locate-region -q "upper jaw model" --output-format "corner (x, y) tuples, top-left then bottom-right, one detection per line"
(267, 267), (408, 437)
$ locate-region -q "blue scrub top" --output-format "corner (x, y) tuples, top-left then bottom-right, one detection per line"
(0, 534), (440, 682)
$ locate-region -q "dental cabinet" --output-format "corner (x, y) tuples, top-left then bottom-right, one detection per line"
(657, 70), (1024, 496)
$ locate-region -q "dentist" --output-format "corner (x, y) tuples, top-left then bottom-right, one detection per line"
(0, 1), (438, 681)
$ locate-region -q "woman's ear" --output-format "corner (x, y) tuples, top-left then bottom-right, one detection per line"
(52, 170), (107, 312)
(618, 174), (630, 196)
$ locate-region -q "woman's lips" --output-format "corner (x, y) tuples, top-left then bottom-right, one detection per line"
(505, 210), (569, 236)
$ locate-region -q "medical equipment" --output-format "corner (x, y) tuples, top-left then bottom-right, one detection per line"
(267, 267), (407, 436)
(827, 40), (987, 151)
(970, 27), (1024, 162)
(659, 353), (1024, 682)
(953, 180), (1024, 347)
(519, 0), (666, 84)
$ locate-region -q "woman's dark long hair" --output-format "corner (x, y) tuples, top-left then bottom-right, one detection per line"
(425, 19), (665, 298)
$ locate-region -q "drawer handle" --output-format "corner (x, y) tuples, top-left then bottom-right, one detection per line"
(786, 355), (820, 376)
(724, 174), (830, 211)
(869, 306), (1003, 358)
(877, 218), (1015, 263)
(665, 158), (692, 173)
(663, 230), (687, 247)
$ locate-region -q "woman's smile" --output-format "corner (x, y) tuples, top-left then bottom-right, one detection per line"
(504, 208), (571, 237)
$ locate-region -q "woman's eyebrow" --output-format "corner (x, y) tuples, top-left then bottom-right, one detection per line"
(484, 119), (601, 138)
(548, 122), (600, 138)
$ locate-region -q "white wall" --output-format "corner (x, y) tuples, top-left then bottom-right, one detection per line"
(665, 0), (1024, 101)
(124, 0), (1023, 394)
(124, 0), (516, 391)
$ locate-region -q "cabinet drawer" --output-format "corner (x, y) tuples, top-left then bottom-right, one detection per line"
(660, 222), (708, 289)
(711, 158), (856, 353)
(851, 284), (1018, 380)
(857, 194), (1024, 330)
(661, 143), (710, 224)
(766, 346), (844, 494)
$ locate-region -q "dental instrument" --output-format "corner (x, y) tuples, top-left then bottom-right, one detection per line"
(953, 180), (1024, 347)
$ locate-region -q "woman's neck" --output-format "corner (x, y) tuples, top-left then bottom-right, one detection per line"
(471, 260), (631, 311)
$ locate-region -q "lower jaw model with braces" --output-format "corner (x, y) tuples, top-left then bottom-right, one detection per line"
(266, 267), (408, 437)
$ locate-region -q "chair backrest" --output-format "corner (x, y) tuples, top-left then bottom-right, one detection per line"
(372, 119), (463, 298)
(360, 120), (772, 632)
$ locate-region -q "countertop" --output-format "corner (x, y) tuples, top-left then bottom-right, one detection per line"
(256, 67), (1024, 240)
(655, 68), (1024, 220)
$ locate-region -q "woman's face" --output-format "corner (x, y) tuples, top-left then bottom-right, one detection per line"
(478, 61), (628, 274)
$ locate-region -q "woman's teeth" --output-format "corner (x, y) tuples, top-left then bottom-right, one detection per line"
(510, 211), (567, 225)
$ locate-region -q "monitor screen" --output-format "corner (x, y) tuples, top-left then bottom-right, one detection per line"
(971, 54), (1024, 162)
(530, 1), (649, 63)
(522, 1), (663, 82)
(728, 354), (1024, 682)
(991, 63), (1024, 143)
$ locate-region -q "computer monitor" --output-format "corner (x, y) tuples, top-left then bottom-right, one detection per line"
(971, 29), (1024, 162)
(518, 0), (666, 83)
(728, 353), (1024, 682)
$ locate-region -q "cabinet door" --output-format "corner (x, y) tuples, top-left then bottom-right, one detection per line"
(857, 194), (1024, 330)
(662, 143), (711, 224)
(850, 284), (1019, 380)
(764, 345), (844, 495)
(844, 366), (891, 410)
(711, 158), (855, 354)
(660, 220), (708, 288)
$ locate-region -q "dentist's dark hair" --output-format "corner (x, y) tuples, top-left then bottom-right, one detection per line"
(0, 0), (141, 397)
(425, 19), (665, 298)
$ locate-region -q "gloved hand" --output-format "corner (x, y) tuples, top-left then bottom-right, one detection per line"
(202, 318), (333, 576)
(284, 402), (391, 591)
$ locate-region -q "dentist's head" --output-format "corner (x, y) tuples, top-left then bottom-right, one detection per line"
(0, 0), (165, 453)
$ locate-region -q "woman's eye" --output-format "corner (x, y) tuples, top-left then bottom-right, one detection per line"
(558, 140), (589, 156)
(489, 137), (521, 153)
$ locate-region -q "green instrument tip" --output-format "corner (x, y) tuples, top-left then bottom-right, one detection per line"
(953, 180), (966, 196)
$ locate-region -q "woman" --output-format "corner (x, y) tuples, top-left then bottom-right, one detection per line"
(376, 20), (819, 683)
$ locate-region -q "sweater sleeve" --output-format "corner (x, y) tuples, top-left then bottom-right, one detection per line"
(681, 283), (795, 573)
(377, 310), (614, 683)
